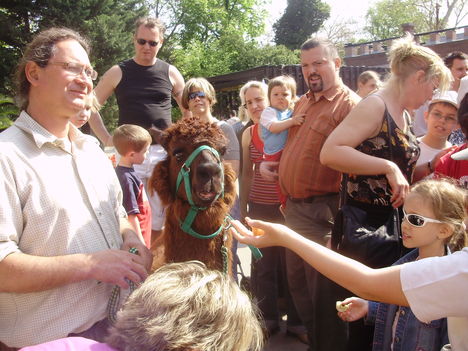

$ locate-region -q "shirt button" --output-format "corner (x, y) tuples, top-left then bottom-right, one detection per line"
(400, 310), (406, 316)
(394, 337), (400, 343)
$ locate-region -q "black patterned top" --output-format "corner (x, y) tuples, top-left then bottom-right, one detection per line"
(346, 108), (420, 207)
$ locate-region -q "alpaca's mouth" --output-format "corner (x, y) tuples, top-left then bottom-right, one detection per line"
(197, 190), (218, 203)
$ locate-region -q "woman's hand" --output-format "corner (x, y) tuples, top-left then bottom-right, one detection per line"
(230, 217), (292, 248)
(385, 162), (409, 208)
(337, 297), (368, 322)
(259, 161), (279, 181)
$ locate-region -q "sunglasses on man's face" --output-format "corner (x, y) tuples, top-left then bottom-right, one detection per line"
(136, 38), (159, 47)
(188, 91), (206, 100)
(403, 209), (444, 227)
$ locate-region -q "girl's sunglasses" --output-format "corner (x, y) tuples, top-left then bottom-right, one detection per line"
(403, 209), (444, 227)
(188, 91), (206, 100)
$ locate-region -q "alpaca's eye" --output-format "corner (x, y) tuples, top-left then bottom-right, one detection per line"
(174, 152), (184, 162)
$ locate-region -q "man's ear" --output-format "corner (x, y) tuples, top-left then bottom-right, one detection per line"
(25, 61), (41, 86)
(334, 57), (342, 71)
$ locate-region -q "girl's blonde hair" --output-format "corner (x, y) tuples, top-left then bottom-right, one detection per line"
(387, 34), (452, 93)
(358, 70), (381, 86)
(238, 80), (268, 122)
(106, 261), (264, 351)
(267, 75), (298, 109)
(411, 179), (467, 252)
(85, 91), (101, 113)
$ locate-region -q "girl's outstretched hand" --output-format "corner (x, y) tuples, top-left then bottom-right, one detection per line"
(230, 217), (290, 248)
(337, 297), (368, 322)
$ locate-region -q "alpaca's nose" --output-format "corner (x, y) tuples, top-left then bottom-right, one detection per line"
(196, 161), (222, 181)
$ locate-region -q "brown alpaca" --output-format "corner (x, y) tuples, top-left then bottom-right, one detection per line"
(148, 117), (236, 273)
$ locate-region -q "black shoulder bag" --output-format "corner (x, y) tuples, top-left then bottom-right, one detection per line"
(331, 111), (402, 269)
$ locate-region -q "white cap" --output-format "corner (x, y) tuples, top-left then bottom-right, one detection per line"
(451, 147), (468, 161)
(459, 76), (468, 105)
(430, 91), (459, 109)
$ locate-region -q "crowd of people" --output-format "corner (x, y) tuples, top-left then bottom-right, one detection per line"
(0, 14), (467, 351)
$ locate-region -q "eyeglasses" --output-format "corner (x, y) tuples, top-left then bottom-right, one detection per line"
(430, 111), (458, 124)
(242, 97), (265, 109)
(402, 209), (444, 227)
(188, 91), (206, 100)
(136, 38), (159, 47)
(49, 62), (98, 80)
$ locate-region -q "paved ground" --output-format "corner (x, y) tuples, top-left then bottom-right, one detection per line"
(237, 245), (308, 351)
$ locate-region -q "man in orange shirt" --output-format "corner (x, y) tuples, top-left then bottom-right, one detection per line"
(261, 37), (360, 351)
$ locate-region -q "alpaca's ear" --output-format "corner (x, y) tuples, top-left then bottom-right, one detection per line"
(159, 132), (170, 151)
(149, 125), (165, 146)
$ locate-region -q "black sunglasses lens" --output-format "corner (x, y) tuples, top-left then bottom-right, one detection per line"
(137, 39), (158, 46)
(408, 214), (424, 226)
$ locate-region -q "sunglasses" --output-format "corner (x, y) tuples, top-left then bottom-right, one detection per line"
(403, 209), (444, 227)
(136, 38), (159, 47)
(188, 91), (206, 100)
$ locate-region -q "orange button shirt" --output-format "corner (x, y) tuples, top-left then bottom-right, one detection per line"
(279, 82), (360, 198)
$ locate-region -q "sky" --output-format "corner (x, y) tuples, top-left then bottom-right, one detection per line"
(265, 0), (467, 41)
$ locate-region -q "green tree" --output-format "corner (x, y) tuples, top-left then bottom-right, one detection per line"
(0, 0), (145, 95)
(273, 0), (330, 50)
(363, 0), (460, 40)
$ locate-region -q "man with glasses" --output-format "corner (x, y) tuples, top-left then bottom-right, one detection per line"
(88, 17), (189, 243)
(0, 27), (152, 350)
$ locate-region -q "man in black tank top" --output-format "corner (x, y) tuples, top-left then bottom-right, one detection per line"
(88, 17), (189, 144)
(88, 17), (190, 241)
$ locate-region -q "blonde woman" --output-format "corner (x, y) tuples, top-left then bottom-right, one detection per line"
(320, 35), (452, 350)
(239, 81), (306, 342)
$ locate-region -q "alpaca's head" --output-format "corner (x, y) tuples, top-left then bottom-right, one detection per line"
(149, 117), (236, 211)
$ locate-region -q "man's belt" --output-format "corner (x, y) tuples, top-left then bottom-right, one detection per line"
(288, 193), (338, 203)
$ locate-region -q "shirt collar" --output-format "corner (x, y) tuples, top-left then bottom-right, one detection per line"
(15, 111), (88, 150)
(305, 79), (345, 102)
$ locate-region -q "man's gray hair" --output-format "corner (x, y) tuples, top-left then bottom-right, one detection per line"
(106, 261), (264, 351)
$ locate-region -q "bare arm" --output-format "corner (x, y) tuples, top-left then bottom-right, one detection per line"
(88, 65), (122, 146)
(119, 218), (153, 271)
(320, 96), (409, 207)
(169, 65), (191, 118)
(231, 218), (408, 306)
(240, 127), (254, 219)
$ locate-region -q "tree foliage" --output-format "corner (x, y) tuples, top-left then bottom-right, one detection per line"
(0, 0), (145, 96)
(365, 0), (465, 40)
(273, 0), (330, 50)
(0, 0), (302, 127)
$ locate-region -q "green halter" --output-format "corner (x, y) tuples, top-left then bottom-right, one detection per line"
(175, 145), (225, 238)
(175, 145), (262, 270)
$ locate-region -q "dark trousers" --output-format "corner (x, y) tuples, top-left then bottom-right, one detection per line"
(284, 196), (347, 351)
(248, 202), (303, 331)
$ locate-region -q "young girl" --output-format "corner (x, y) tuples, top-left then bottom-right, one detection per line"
(260, 75), (303, 163)
(336, 178), (467, 351)
(232, 180), (468, 351)
(70, 92), (100, 129)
